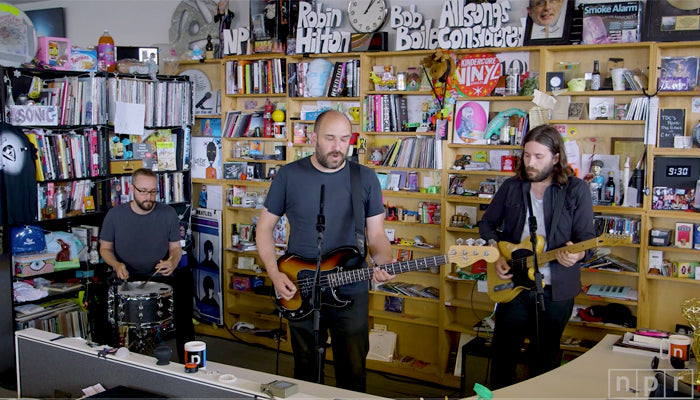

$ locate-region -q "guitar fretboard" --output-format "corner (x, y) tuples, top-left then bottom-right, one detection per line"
(327, 255), (448, 288)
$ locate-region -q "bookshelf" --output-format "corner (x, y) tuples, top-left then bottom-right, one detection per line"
(0, 67), (194, 351)
(0, 66), (111, 343)
(171, 41), (700, 387)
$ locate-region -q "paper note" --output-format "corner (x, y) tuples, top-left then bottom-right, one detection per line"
(114, 101), (145, 136)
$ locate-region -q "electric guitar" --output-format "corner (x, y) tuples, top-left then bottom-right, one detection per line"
(487, 233), (631, 304)
(274, 245), (499, 320)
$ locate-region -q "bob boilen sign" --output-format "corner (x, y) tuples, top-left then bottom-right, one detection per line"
(392, 0), (524, 50)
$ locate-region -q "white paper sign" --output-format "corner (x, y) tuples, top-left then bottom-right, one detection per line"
(114, 101), (145, 136)
(10, 105), (58, 126)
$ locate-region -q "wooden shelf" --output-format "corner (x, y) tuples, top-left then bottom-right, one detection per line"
(567, 320), (635, 333)
(369, 309), (439, 327)
(177, 41), (700, 388)
(646, 275), (700, 284)
(549, 119), (645, 125)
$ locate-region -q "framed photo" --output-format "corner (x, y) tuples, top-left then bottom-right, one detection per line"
(643, 0), (700, 42)
(524, 0), (574, 45)
(452, 100), (490, 144)
(611, 137), (645, 170)
(238, 224), (253, 242)
(397, 249), (413, 262)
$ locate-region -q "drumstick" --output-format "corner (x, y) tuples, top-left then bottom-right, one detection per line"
(139, 270), (160, 288)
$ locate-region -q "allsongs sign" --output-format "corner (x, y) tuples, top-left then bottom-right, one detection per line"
(392, 0), (523, 50)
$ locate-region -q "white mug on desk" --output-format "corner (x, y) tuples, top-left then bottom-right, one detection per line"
(659, 334), (692, 361)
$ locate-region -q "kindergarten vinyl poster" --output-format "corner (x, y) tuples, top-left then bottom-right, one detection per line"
(191, 208), (223, 325)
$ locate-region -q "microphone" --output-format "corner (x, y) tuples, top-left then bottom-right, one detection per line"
(317, 184), (325, 232)
(195, 92), (212, 109)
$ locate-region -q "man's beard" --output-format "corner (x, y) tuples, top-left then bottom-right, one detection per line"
(316, 150), (346, 169)
(134, 198), (155, 212)
(527, 164), (554, 182)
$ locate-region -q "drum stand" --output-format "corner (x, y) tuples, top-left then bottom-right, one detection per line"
(119, 322), (173, 356)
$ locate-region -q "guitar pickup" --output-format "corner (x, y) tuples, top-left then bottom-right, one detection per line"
(493, 282), (514, 292)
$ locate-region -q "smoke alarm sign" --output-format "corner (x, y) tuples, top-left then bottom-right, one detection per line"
(454, 53), (501, 97)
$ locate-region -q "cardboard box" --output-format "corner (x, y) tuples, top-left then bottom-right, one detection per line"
(13, 252), (58, 277)
(37, 37), (72, 70)
(70, 47), (97, 72)
(110, 159), (143, 174)
(675, 222), (694, 249)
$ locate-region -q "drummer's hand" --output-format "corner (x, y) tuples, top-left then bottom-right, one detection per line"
(114, 263), (129, 280)
(156, 259), (176, 276)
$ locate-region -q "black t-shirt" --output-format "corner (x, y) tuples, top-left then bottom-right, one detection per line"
(0, 123), (38, 225)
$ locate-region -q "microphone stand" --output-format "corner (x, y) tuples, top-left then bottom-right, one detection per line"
(528, 214), (546, 375)
(312, 185), (325, 384)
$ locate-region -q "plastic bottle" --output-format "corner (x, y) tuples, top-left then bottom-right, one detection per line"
(97, 29), (115, 73)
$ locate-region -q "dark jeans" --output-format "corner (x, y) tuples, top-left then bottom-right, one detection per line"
(289, 290), (369, 392)
(489, 287), (573, 390)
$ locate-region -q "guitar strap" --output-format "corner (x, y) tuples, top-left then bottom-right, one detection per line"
(349, 161), (366, 257)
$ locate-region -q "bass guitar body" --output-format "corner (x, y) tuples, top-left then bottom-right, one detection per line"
(275, 247), (365, 320)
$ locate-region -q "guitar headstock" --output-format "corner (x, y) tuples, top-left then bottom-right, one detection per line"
(447, 245), (500, 267)
(597, 232), (632, 247)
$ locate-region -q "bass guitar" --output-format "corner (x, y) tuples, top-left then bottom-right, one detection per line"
(487, 233), (631, 303)
(274, 245), (499, 320)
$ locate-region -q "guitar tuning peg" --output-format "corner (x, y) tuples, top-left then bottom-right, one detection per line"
(456, 238), (464, 245)
(474, 238), (486, 246)
(466, 238), (475, 246)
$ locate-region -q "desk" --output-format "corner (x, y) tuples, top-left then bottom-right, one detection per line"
(15, 328), (387, 399)
(471, 334), (691, 399)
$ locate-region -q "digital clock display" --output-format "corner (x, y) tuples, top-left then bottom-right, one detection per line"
(666, 165), (691, 177)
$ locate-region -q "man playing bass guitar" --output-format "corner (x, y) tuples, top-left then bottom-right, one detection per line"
(479, 124), (595, 389)
(256, 110), (394, 392)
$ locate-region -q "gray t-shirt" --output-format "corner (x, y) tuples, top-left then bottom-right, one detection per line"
(100, 202), (180, 275)
(264, 158), (385, 260)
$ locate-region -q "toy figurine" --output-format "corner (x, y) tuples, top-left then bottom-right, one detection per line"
(589, 159), (605, 205)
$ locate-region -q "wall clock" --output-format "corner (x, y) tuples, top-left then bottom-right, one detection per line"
(347, 0), (388, 33)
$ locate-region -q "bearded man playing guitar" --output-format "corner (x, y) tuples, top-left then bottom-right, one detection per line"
(256, 110), (394, 392)
(479, 124), (595, 389)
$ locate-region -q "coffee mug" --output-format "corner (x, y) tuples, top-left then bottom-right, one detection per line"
(659, 334), (692, 361)
(185, 340), (207, 369)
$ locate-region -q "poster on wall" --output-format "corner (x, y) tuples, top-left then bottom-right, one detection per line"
(191, 208), (223, 325)
(191, 137), (222, 179)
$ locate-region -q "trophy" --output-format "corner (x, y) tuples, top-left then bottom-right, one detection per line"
(678, 298), (700, 385)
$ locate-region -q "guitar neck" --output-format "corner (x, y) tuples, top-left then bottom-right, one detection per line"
(526, 237), (599, 268)
(329, 254), (448, 288)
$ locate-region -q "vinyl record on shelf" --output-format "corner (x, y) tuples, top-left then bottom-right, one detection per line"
(0, 3), (38, 67)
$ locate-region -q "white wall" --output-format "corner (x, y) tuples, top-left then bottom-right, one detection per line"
(10, 0), (643, 54)
(10, 0), (527, 51)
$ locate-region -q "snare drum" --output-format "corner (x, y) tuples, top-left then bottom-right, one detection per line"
(108, 281), (174, 328)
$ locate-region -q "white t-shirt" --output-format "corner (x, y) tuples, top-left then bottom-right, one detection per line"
(520, 193), (551, 285)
